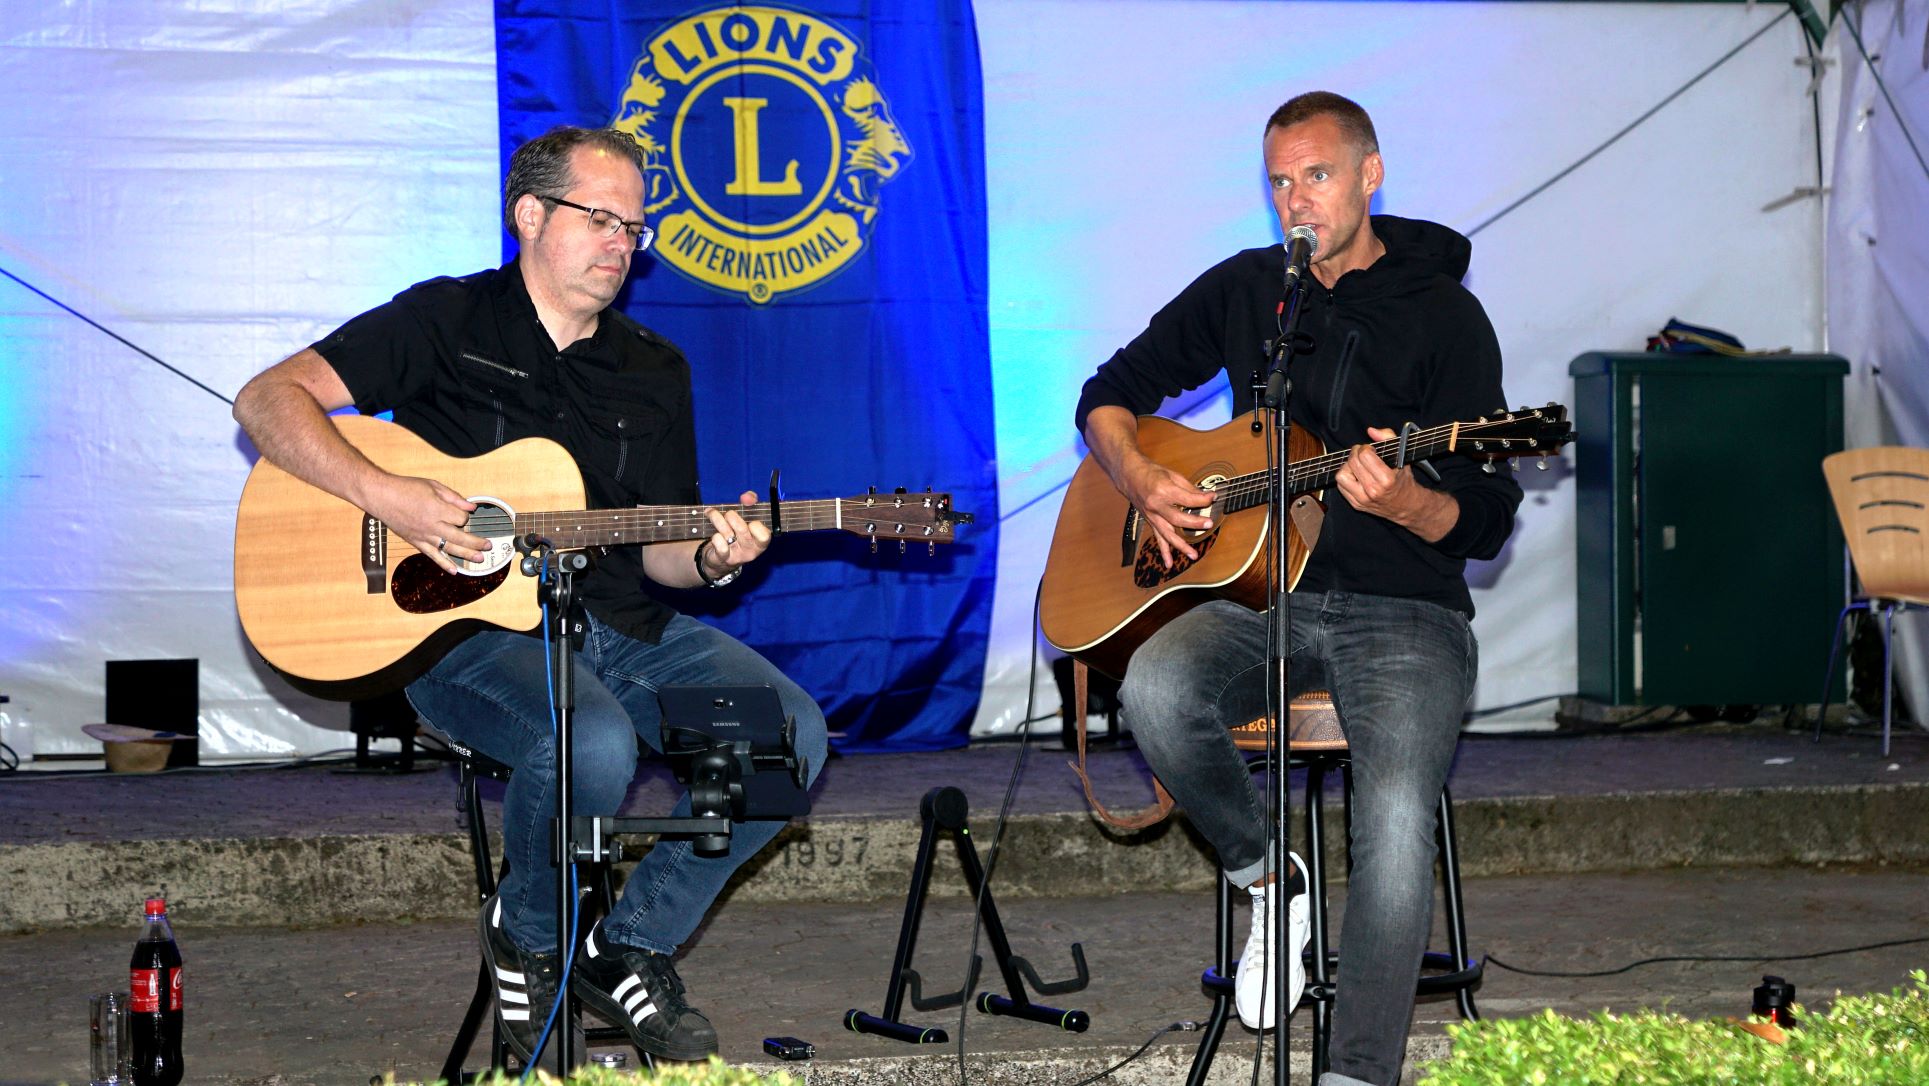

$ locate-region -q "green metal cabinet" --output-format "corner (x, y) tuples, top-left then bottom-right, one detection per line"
(1570, 352), (1847, 707)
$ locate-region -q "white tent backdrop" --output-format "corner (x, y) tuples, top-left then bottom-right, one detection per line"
(1823, 0), (1929, 734)
(0, 1), (502, 757)
(0, 0), (1913, 759)
(970, 0), (1828, 734)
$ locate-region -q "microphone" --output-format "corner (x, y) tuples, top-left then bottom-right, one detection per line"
(1284, 224), (1319, 290)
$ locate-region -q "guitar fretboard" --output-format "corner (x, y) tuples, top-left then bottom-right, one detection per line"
(364, 494), (962, 551)
(1214, 423), (1469, 514)
(508, 499), (841, 549)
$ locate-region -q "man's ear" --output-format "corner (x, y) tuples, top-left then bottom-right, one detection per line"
(513, 193), (547, 242)
(1360, 151), (1384, 200)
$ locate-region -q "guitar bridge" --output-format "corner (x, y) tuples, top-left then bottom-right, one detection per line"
(361, 514), (386, 594)
(1120, 509), (1139, 567)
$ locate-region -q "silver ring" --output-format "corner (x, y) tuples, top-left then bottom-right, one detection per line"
(725, 535), (737, 546)
(436, 537), (447, 553)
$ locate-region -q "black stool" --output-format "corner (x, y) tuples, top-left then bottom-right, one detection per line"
(1186, 692), (1482, 1084)
(434, 737), (640, 1082)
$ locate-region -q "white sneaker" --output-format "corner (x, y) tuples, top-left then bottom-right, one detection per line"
(1235, 853), (1308, 1029)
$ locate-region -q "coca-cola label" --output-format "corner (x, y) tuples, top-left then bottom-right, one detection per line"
(129, 967), (180, 1012)
(131, 967), (160, 1012)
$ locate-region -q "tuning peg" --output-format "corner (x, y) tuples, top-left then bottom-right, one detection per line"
(1510, 457), (1521, 471)
(1536, 458), (1550, 471)
(898, 539), (906, 555)
(1482, 462), (1497, 474)
(927, 541), (936, 557)
(869, 537), (878, 555)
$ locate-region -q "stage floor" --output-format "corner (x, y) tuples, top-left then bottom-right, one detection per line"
(0, 722), (1924, 1084)
(2, 865), (1925, 1085)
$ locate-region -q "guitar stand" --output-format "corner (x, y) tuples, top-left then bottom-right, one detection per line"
(845, 785), (1091, 1044)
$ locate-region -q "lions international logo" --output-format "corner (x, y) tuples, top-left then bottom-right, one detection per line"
(613, 5), (913, 304)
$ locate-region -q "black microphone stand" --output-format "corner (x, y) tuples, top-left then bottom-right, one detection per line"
(520, 539), (596, 1076)
(1258, 252), (1312, 1086)
(512, 537), (737, 1077)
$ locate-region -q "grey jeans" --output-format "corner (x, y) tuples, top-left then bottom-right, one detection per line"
(1119, 592), (1476, 1086)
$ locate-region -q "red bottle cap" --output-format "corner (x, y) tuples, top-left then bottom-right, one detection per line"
(144, 897), (167, 916)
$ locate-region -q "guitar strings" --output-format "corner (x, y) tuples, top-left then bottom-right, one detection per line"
(1204, 415), (1552, 506)
(376, 497), (951, 548)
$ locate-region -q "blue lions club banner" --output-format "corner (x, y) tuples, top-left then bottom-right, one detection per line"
(496, 2), (996, 751)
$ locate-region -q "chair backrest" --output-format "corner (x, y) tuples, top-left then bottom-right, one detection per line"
(1823, 447), (1929, 606)
(1229, 690), (1347, 753)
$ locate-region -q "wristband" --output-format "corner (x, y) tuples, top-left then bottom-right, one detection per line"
(695, 542), (740, 588)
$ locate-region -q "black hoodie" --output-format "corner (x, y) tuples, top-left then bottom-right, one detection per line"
(1074, 214), (1523, 617)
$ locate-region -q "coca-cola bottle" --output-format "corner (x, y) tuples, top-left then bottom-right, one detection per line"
(128, 896), (183, 1086)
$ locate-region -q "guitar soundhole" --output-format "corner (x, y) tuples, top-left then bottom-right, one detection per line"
(1133, 528), (1218, 588)
(392, 554), (511, 614)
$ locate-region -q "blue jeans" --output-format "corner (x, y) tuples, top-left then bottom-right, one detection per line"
(406, 612), (827, 957)
(1120, 592), (1476, 1086)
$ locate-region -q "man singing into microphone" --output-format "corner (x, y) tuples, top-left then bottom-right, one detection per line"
(1075, 92), (1522, 1085)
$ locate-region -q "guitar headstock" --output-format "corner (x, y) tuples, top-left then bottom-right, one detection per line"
(838, 488), (974, 543)
(1456, 403), (1573, 462)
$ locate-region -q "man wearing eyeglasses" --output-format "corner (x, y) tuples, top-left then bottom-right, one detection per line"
(232, 125), (827, 1066)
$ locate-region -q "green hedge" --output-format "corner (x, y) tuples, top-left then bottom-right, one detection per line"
(1419, 971), (1929, 1086)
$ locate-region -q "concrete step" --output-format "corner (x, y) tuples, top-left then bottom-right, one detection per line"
(4, 781), (1927, 932)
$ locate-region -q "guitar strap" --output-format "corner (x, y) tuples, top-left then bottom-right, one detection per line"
(1067, 658), (1174, 831)
(1064, 498), (1325, 833)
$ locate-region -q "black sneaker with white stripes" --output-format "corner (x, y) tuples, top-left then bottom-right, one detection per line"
(478, 891), (561, 1065)
(571, 924), (719, 1061)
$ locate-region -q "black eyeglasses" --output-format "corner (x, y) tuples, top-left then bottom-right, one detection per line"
(541, 196), (655, 252)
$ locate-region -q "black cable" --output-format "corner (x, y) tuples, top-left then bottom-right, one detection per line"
(997, 383), (1232, 528)
(1466, 692), (1574, 719)
(0, 264), (235, 406)
(954, 580), (1047, 1085)
(1519, 703), (1684, 737)
(1837, 3), (1929, 184)
(1062, 1021), (1196, 1086)
(951, 586), (1190, 1086)
(1466, 7), (1793, 238)
(1485, 934), (1929, 979)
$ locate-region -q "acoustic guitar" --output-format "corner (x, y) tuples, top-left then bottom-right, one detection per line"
(234, 414), (972, 689)
(1038, 405), (1571, 678)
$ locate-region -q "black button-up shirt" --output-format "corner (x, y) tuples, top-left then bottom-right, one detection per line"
(314, 259), (699, 642)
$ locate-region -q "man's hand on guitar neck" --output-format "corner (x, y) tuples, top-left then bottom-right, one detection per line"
(1334, 426), (1460, 544)
(1083, 406), (1215, 569)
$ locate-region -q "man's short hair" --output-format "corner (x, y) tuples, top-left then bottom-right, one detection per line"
(501, 126), (647, 237)
(1265, 92), (1380, 159)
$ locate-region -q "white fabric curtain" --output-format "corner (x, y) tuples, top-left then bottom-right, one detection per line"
(0, 1), (500, 757)
(972, 0), (1825, 734)
(0, 0), (1898, 757)
(1824, 0), (1929, 731)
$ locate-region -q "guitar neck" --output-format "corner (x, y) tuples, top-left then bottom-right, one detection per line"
(511, 498), (844, 550)
(1214, 425), (1467, 515)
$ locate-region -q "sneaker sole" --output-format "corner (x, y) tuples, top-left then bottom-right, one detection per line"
(570, 972), (719, 1062)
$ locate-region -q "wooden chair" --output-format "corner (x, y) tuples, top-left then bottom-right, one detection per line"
(1185, 692), (1481, 1085)
(1815, 447), (1929, 756)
